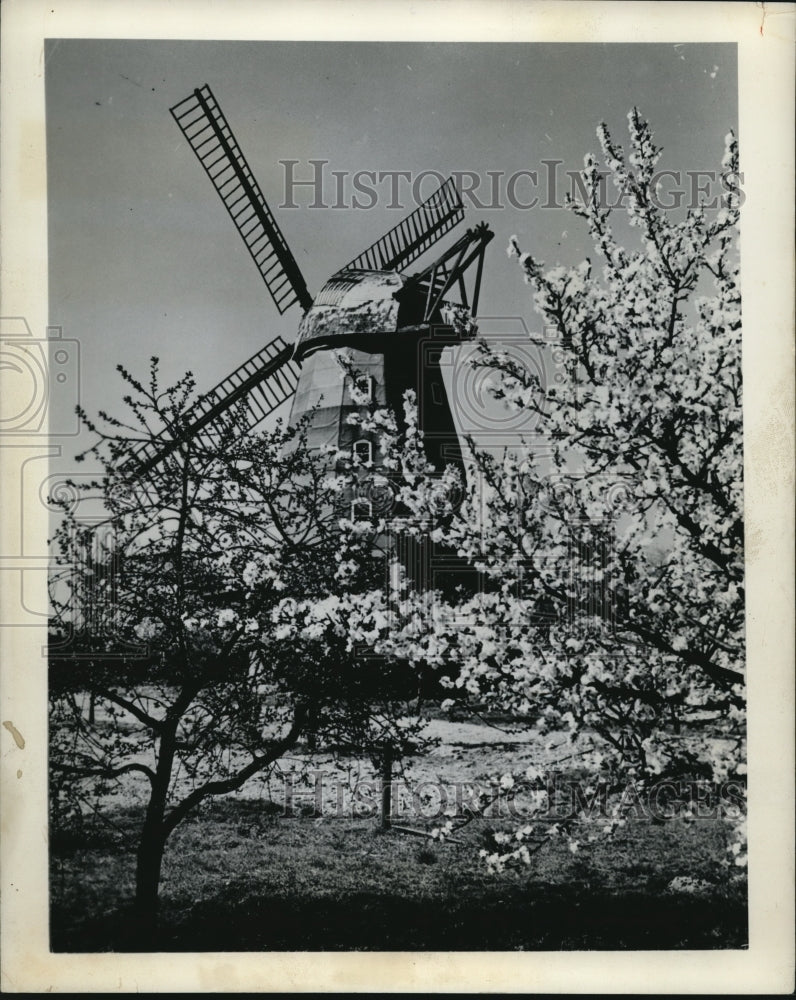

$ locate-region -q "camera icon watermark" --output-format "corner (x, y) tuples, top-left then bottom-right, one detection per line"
(0, 317), (82, 636)
(0, 318), (81, 436)
(426, 316), (568, 447)
(48, 513), (148, 661)
(525, 471), (636, 635)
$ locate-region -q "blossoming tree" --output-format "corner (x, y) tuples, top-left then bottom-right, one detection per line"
(494, 109), (744, 753)
(283, 110), (747, 871)
(454, 110), (744, 867)
(49, 360), (426, 941)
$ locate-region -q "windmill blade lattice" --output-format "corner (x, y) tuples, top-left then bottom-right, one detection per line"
(341, 176), (464, 273)
(170, 85), (312, 315)
(123, 336), (300, 480)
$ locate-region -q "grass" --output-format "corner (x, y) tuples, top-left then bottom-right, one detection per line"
(50, 796), (747, 951)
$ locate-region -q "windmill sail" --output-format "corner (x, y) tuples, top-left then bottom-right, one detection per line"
(341, 176), (464, 273)
(123, 336), (300, 479)
(170, 85), (312, 315)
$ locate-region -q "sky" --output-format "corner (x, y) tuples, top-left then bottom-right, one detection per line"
(45, 39), (738, 470)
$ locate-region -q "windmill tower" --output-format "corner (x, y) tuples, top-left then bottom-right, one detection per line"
(128, 85), (493, 539)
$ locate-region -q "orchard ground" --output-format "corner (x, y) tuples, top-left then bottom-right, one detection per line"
(50, 709), (747, 951)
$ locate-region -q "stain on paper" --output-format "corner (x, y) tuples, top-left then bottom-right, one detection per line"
(3, 721), (25, 749)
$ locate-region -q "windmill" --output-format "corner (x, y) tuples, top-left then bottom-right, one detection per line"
(115, 86), (496, 819)
(125, 84), (494, 502)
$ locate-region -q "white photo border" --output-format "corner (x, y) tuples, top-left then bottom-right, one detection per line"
(1, 0), (793, 993)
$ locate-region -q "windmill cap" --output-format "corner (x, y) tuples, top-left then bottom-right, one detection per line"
(292, 269), (406, 362)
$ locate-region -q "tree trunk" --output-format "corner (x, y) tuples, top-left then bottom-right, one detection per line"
(125, 699), (305, 947)
(132, 824), (166, 948)
(130, 724), (177, 949)
(380, 744), (393, 830)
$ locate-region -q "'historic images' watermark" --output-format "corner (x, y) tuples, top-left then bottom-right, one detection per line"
(281, 771), (747, 823)
(279, 161), (744, 212)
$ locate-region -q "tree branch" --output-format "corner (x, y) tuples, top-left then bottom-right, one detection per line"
(53, 760), (156, 784)
(95, 687), (164, 732)
(161, 705), (308, 838)
(625, 622), (744, 692)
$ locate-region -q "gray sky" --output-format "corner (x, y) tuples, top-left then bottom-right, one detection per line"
(46, 40), (737, 466)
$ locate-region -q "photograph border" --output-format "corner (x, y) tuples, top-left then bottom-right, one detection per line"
(1, 0), (794, 992)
